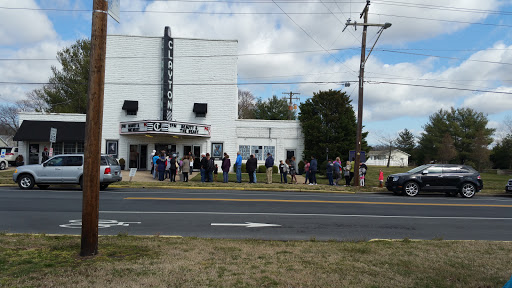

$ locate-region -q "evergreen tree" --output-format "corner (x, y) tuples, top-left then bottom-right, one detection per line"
(395, 128), (416, 164)
(253, 95), (295, 120)
(418, 107), (494, 165)
(36, 39), (91, 113)
(490, 135), (512, 169)
(298, 89), (368, 163)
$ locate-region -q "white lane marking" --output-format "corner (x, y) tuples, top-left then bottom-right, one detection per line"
(211, 222), (281, 228)
(100, 211), (512, 220)
(59, 219), (141, 228)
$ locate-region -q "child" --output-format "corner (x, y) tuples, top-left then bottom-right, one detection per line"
(359, 166), (365, 186)
(214, 164), (219, 182)
(379, 169), (384, 188)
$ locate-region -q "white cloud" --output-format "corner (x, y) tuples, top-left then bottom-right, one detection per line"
(0, 0), (57, 46)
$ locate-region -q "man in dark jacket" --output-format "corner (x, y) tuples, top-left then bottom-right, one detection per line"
(200, 153), (208, 183)
(309, 156), (318, 185)
(206, 153), (215, 182)
(265, 153), (274, 184)
(169, 154), (177, 182)
(246, 154), (258, 183)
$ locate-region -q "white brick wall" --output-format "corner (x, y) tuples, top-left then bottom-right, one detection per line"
(16, 33), (305, 170)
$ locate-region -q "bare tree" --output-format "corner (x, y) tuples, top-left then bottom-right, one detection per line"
(0, 91), (46, 136)
(238, 89), (255, 119)
(377, 133), (396, 167)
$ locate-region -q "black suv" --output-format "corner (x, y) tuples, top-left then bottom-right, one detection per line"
(386, 164), (483, 198)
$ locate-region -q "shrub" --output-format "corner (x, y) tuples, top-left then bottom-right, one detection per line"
(273, 165), (278, 174)
(233, 163), (247, 173)
(258, 165), (266, 173)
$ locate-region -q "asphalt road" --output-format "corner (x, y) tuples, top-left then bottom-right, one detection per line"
(1, 186), (512, 241)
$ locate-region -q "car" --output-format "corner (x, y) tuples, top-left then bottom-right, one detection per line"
(385, 164), (483, 198)
(506, 179), (512, 193)
(12, 154), (122, 190)
(0, 147), (18, 165)
(0, 158), (7, 170)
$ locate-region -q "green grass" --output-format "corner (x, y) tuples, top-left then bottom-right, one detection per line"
(1, 234), (511, 287)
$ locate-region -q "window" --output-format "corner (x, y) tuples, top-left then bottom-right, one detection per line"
(239, 145), (250, 160)
(64, 143), (76, 154)
(53, 143), (63, 155)
(65, 156), (83, 166)
(426, 166), (442, 174)
(76, 142), (84, 154)
(47, 156), (64, 166)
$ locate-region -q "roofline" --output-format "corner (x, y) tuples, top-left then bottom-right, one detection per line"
(107, 34), (238, 43)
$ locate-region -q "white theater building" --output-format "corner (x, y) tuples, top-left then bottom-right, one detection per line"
(14, 27), (304, 169)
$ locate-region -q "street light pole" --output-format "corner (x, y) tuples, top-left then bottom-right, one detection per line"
(343, 0), (391, 186)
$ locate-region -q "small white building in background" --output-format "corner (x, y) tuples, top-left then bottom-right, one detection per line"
(14, 27), (304, 169)
(366, 149), (410, 167)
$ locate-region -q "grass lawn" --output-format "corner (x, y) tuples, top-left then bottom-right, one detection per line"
(1, 234), (511, 287)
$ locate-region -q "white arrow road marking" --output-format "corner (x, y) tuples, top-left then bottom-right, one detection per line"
(211, 222), (281, 228)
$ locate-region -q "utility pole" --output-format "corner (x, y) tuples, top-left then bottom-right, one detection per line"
(282, 91), (300, 120)
(343, 0), (391, 186)
(81, 0), (108, 256)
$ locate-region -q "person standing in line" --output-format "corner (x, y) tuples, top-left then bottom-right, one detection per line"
(309, 156), (318, 185)
(150, 149), (156, 175)
(165, 154), (171, 180)
(379, 169), (384, 188)
(200, 153), (207, 182)
(289, 156), (297, 184)
(188, 152), (194, 176)
(182, 156), (190, 182)
(282, 160), (289, 183)
(326, 159), (334, 185)
(205, 153), (214, 182)
(333, 160), (342, 186)
(279, 160), (285, 183)
(156, 152), (166, 181)
(252, 155), (258, 183)
(152, 152), (159, 179)
(246, 154), (258, 183)
(359, 165), (366, 186)
(265, 153), (274, 184)
(221, 153), (231, 183)
(41, 147), (49, 163)
(213, 164), (219, 182)
(235, 151), (243, 183)
(344, 161), (351, 186)
(169, 154), (177, 182)
(349, 157), (355, 185)
(304, 160), (310, 184)
(361, 162), (368, 182)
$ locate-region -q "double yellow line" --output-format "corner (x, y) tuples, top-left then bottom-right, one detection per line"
(124, 197), (512, 208)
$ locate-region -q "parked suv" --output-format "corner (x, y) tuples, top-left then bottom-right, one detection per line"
(506, 179), (512, 194)
(13, 154), (122, 190)
(0, 158), (7, 170)
(386, 164), (483, 198)
(0, 147), (18, 166)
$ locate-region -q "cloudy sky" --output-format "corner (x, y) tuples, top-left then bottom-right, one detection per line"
(1, 0), (512, 144)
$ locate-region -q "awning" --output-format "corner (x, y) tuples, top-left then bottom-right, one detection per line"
(122, 100), (138, 111)
(13, 120), (85, 142)
(193, 103), (207, 114)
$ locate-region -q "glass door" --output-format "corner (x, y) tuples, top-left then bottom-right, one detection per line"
(29, 143), (40, 164)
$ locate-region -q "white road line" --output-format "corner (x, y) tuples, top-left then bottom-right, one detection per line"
(100, 211), (512, 220)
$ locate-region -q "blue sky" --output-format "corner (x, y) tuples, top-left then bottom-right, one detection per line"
(2, 0), (512, 145)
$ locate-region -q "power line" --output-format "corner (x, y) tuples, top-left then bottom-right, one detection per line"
(371, 13), (512, 28)
(271, 0), (359, 76)
(373, 0), (512, 15)
(0, 80), (359, 86)
(368, 80), (512, 95)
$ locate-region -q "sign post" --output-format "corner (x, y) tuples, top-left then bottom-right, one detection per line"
(49, 127), (57, 157)
(129, 168), (137, 182)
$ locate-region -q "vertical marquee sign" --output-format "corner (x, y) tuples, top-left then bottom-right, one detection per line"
(163, 26), (174, 121)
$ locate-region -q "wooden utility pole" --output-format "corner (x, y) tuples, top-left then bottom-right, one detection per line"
(343, 0), (391, 186)
(354, 1), (369, 187)
(81, 0), (108, 256)
(282, 91), (300, 120)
